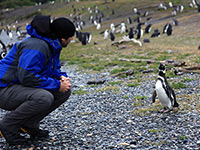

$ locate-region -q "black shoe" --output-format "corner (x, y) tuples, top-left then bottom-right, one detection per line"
(0, 123), (29, 145)
(20, 127), (49, 139)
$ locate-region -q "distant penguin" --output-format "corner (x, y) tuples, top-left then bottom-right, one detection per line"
(112, 9), (115, 15)
(110, 23), (115, 33)
(179, 5), (184, 12)
(81, 33), (87, 45)
(16, 26), (21, 36)
(128, 27), (134, 39)
(110, 32), (115, 41)
(166, 23), (173, 36)
(172, 9), (177, 16)
(0, 40), (7, 60)
(134, 16), (141, 23)
(133, 8), (138, 14)
(143, 11), (149, 17)
(136, 24), (143, 39)
(172, 19), (178, 26)
(120, 22), (126, 33)
(127, 17), (132, 24)
(143, 38), (150, 43)
(78, 31), (91, 45)
(145, 24), (152, 33)
(96, 23), (101, 30)
(8, 32), (13, 40)
(163, 23), (170, 33)
(146, 17), (152, 21)
(189, 2), (194, 8)
(104, 29), (109, 39)
(152, 63), (179, 113)
(169, 2), (173, 8)
(194, 0), (200, 11)
(151, 29), (160, 37)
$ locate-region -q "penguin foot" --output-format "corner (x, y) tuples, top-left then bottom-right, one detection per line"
(158, 108), (172, 113)
(158, 109), (165, 113)
(163, 109), (172, 113)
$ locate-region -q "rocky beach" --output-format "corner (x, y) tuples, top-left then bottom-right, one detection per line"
(0, 64), (199, 150)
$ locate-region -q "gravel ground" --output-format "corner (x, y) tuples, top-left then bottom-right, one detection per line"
(0, 65), (200, 150)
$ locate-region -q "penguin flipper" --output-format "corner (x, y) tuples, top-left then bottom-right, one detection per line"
(152, 90), (157, 103)
(172, 90), (179, 107)
(167, 85), (179, 107)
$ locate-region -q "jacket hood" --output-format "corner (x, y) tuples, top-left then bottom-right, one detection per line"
(26, 24), (62, 52)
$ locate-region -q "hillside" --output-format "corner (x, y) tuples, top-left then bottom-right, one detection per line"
(1, 0), (200, 69)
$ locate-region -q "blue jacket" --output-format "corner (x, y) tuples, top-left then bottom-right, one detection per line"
(0, 24), (68, 91)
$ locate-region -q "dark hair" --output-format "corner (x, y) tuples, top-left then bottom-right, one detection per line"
(50, 17), (76, 39)
(31, 15), (52, 38)
(31, 15), (75, 39)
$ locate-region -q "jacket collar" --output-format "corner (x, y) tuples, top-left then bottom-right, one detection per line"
(26, 24), (62, 52)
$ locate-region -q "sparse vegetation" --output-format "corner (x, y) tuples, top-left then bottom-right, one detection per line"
(108, 81), (123, 86)
(179, 135), (188, 140)
(149, 128), (164, 133)
(172, 82), (187, 89)
(72, 88), (87, 95)
(126, 82), (140, 87)
(134, 95), (148, 100)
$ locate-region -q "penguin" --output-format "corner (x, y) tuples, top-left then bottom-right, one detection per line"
(111, 9), (115, 15)
(163, 23), (170, 34)
(166, 23), (173, 36)
(134, 16), (141, 23)
(143, 11), (149, 17)
(120, 22), (126, 33)
(0, 40), (7, 60)
(127, 17), (132, 24)
(146, 17), (152, 21)
(133, 8), (138, 14)
(143, 38), (150, 43)
(152, 63), (179, 113)
(145, 24), (152, 34)
(96, 23), (101, 30)
(110, 23), (115, 33)
(169, 2), (173, 8)
(189, 2), (194, 8)
(110, 32), (115, 41)
(81, 33), (87, 45)
(193, 0), (200, 12)
(77, 31), (91, 45)
(128, 27), (134, 39)
(151, 29), (160, 37)
(172, 19), (178, 26)
(136, 24), (143, 39)
(103, 29), (109, 39)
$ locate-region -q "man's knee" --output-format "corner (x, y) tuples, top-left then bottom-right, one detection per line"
(31, 90), (54, 108)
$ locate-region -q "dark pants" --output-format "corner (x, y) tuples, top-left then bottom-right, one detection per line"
(0, 84), (71, 134)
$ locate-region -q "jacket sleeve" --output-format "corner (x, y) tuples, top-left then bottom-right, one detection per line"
(17, 48), (60, 91)
(52, 52), (68, 79)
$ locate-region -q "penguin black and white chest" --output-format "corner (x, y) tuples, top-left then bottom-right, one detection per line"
(0, 40), (7, 60)
(152, 63), (179, 112)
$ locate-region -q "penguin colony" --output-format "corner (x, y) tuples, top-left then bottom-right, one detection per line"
(69, 0), (199, 46)
(0, 0), (199, 52)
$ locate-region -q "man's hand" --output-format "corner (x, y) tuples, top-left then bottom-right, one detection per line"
(59, 76), (72, 92)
